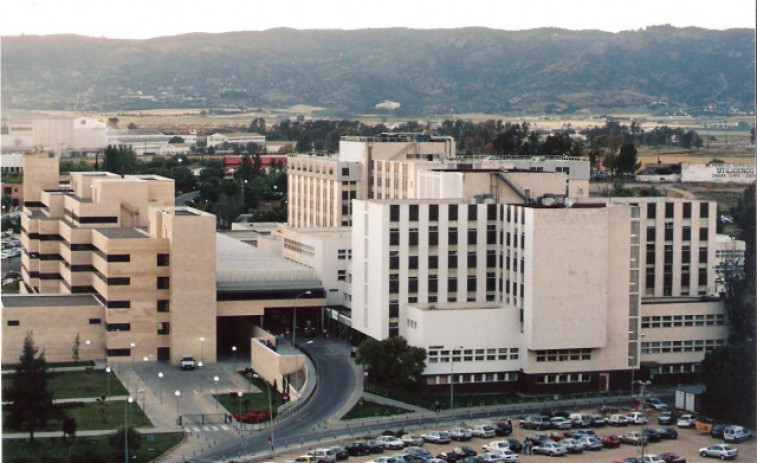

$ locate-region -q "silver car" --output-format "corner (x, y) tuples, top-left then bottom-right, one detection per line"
(699, 444), (738, 459)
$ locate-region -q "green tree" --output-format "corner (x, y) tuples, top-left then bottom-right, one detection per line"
(103, 145), (137, 178)
(62, 415), (77, 440)
(168, 136), (185, 144)
(616, 143), (640, 176)
(72, 332), (81, 363)
(4, 332), (59, 441)
(355, 336), (426, 388)
(109, 426), (141, 458)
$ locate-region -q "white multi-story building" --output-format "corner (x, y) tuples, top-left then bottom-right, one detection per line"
(106, 128), (172, 155)
(207, 132), (265, 149)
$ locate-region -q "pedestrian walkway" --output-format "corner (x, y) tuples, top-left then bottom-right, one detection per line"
(184, 424), (234, 433)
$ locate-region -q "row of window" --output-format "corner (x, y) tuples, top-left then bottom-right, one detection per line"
(390, 204), (499, 223)
(283, 238), (315, 257)
(647, 202), (707, 219)
(105, 322), (170, 335)
(427, 347), (520, 363)
(641, 338), (724, 354)
(641, 314), (725, 328)
(535, 373), (592, 384)
(425, 371), (518, 385)
(649, 363), (700, 375)
(535, 348), (592, 362)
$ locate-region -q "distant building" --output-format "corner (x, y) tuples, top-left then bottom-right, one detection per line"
(106, 128), (172, 155)
(207, 132), (265, 149)
(681, 162), (756, 184)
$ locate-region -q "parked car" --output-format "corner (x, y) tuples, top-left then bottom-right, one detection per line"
(453, 446), (477, 458)
(401, 435), (425, 447)
(436, 452), (462, 463)
(180, 355), (196, 370)
(657, 411), (676, 425)
(532, 442), (567, 457)
(577, 436), (603, 450)
(677, 414), (695, 428)
(449, 427), (473, 441)
(470, 424), (496, 438)
(655, 427), (678, 439)
(699, 444), (738, 459)
(710, 424), (729, 439)
(608, 414), (630, 426)
(460, 457), (483, 463)
(640, 456), (665, 463)
(568, 429), (596, 438)
(331, 447), (349, 461)
(627, 412), (648, 425)
(619, 431), (647, 446)
(520, 416), (551, 430)
(568, 413), (592, 428)
(395, 454), (426, 463)
(295, 455), (321, 463)
(376, 436), (405, 450)
(646, 398), (668, 410)
(556, 438), (584, 453)
(345, 442), (371, 456)
(524, 434), (551, 446)
(309, 449), (337, 463)
(641, 428), (661, 442)
(482, 441), (510, 453)
(365, 440), (386, 453)
(492, 421), (513, 436)
(601, 434), (622, 448)
(547, 431), (568, 442)
(724, 426), (752, 442)
(403, 447), (434, 461)
(550, 417), (572, 430)
(481, 450), (517, 463)
(590, 415), (607, 427)
(423, 431), (452, 444)
(427, 459), (447, 463)
(656, 452), (687, 463)
(501, 439), (522, 454)
(368, 457), (401, 463)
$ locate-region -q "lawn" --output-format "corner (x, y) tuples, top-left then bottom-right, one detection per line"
(341, 399), (411, 420)
(2, 431), (183, 463)
(48, 370), (128, 399)
(3, 400), (152, 433)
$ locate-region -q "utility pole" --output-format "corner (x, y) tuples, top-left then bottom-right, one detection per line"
(638, 380), (651, 463)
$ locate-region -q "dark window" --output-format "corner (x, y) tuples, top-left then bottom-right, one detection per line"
(506, 232), (511, 246)
(107, 300), (131, 309)
(700, 202), (709, 218)
(647, 203), (656, 218)
(700, 228), (708, 241)
(428, 255), (438, 269)
(408, 277), (418, 293)
(408, 229), (419, 246)
(429, 204), (439, 221)
(390, 256), (400, 269)
(646, 268), (655, 288)
(89, 318), (101, 324)
(157, 254), (170, 266)
(683, 203), (692, 218)
(681, 269), (690, 288)
(448, 228), (458, 245)
(486, 225), (496, 244)
(390, 229), (399, 245)
(682, 227), (691, 241)
(157, 300), (170, 312)
(664, 245), (673, 263)
(467, 252), (477, 267)
(157, 322), (170, 335)
(448, 254), (457, 268)
(409, 205), (419, 221)
(699, 248), (708, 263)
(467, 276), (477, 293)
(429, 230), (439, 245)
(106, 323), (131, 332)
(487, 204), (497, 220)
(468, 205), (478, 220)
(107, 254), (130, 262)
(108, 277), (130, 286)
(408, 255), (418, 269)
(390, 205), (400, 222)
(647, 226), (656, 242)
(468, 229), (477, 245)
(107, 348), (131, 357)
(157, 277), (170, 290)
(448, 278), (458, 292)
(486, 250), (496, 267)
(342, 167), (350, 176)
(429, 278), (438, 293)
(342, 191), (349, 200)
(389, 302), (399, 318)
(448, 205), (458, 221)
(682, 246), (691, 264)
(698, 268), (708, 283)
(7, 320), (20, 326)
(389, 280), (399, 293)
(665, 227), (673, 241)
(665, 202), (674, 218)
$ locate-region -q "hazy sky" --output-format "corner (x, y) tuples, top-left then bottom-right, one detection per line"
(1, 0), (754, 39)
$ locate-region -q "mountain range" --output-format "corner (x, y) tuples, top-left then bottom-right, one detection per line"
(2, 26), (754, 116)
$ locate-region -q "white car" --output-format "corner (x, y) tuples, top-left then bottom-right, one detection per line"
(470, 424), (496, 438)
(646, 398), (668, 410)
(577, 436), (602, 450)
(549, 417), (571, 430)
(724, 425), (752, 442)
(309, 449), (337, 463)
(557, 438), (584, 453)
(607, 414), (629, 426)
(677, 414), (695, 428)
(482, 450), (518, 463)
(422, 431), (451, 444)
(401, 435), (425, 447)
(641, 456), (665, 463)
(482, 441), (510, 452)
(627, 412), (648, 425)
(376, 436), (405, 450)
(449, 427), (473, 441)
(532, 442), (567, 457)
(699, 444), (738, 459)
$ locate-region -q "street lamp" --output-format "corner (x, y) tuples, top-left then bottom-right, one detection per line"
(253, 373), (274, 451)
(213, 375), (220, 410)
(237, 391), (243, 429)
(199, 337), (205, 367)
(106, 366), (112, 400)
(638, 380), (652, 462)
(629, 332), (645, 397)
(232, 345), (238, 372)
(174, 390), (181, 423)
(125, 396), (133, 463)
(130, 342), (136, 369)
(292, 290), (312, 347)
(449, 346), (462, 409)
(85, 339), (91, 362)
(158, 372), (164, 405)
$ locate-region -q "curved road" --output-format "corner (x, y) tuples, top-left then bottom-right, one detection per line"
(200, 339), (358, 461)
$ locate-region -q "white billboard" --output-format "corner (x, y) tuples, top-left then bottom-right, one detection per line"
(681, 163), (756, 184)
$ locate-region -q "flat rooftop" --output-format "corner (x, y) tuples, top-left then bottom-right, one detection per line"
(2, 294), (101, 308)
(94, 227), (149, 239)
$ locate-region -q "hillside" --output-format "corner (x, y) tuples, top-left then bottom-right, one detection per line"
(1, 26), (754, 116)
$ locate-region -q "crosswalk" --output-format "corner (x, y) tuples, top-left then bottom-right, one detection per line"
(185, 424), (233, 433)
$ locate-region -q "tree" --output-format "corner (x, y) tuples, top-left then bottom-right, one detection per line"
(103, 145), (138, 178)
(109, 426), (141, 458)
(107, 117), (119, 129)
(72, 332), (81, 363)
(62, 415), (77, 440)
(168, 136), (185, 144)
(4, 332), (59, 441)
(126, 122), (138, 130)
(616, 143), (640, 176)
(355, 336), (426, 388)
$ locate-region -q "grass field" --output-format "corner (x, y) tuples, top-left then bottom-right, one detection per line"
(47, 370), (128, 400)
(3, 399), (152, 433)
(1, 431), (183, 463)
(341, 399), (411, 420)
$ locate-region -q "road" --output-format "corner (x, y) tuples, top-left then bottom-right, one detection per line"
(198, 338), (358, 461)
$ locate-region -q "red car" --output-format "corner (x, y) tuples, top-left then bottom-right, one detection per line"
(657, 452), (686, 463)
(601, 435), (622, 448)
(547, 431), (568, 442)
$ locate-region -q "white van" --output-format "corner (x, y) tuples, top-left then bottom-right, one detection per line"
(568, 413), (592, 427)
(724, 426), (752, 442)
(627, 412), (648, 425)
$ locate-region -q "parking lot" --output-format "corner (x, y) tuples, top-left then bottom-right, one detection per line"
(271, 412), (755, 463)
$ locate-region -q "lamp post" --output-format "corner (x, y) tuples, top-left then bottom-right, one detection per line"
(232, 345), (238, 372)
(292, 290), (312, 347)
(629, 332), (645, 397)
(254, 373), (274, 452)
(237, 391), (243, 429)
(449, 346), (462, 409)
(174, 390), (181, 423)
(199, 337), (205, 367)
(158, 372), (164, 405)
(125, 396), (133, 463)
(106, 366), (112, 400)
(213, 375), (220, 410)
(85, 339), (91, 362)
(638, 380), (652, 462)
(130, 342), (136, 369)
(240, 179), (248, 208)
